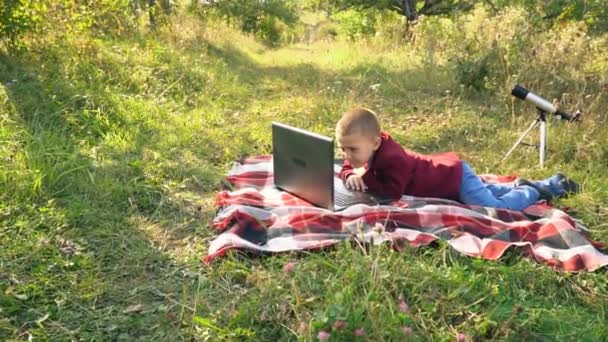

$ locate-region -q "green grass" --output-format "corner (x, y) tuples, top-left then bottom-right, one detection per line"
(1, 14), (608, 341)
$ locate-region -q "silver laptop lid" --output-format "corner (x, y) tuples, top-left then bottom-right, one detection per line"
(272, 122), (335, 210)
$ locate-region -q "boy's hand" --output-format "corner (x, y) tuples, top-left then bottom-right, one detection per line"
(353, 167), (366, 176)
(345, 174), (367, 192)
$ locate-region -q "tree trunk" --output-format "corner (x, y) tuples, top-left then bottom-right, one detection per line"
(402, 0), (418, 40)
(402, 0), (418, 22)
(148, 0), (157, 30)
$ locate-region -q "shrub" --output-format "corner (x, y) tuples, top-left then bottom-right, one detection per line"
(332, 8), (378, 41)
(449, 5), (532, 92)
(315, 21), (338, 42)
(371, 10), (407, 45)
(0, 0), (46, 48)
(0, 0), (181, 49)
(194, 0), (298, 46)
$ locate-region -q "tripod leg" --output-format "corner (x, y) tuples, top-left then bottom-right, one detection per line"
(540, 120), (546, 168)
(502, 119), (539, 163)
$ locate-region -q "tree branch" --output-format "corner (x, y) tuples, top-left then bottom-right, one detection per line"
(482, 0), (498, 13)
(419, 0), (475, 16)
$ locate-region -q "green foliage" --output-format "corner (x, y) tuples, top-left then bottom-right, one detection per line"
(305, 0), (608, 34)
(4, 1), (607, 49)
(453, 53), (492, 92)
(409, 4), (602, 94)
(40, 0), (150, 36)
(196, 0), (299, 46)
(299, 0), (479, 21)
(492, 0), (608, 33)
(297, 0), (341, 16)
(332, 8), (378, 40)
(315, 21), (339, 41)
(0, 0), (172, 48)
(446, 5), (533, 92)
(0, 0), (47, 48)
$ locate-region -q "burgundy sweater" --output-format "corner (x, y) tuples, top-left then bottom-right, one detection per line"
(338, 132), (463, 200)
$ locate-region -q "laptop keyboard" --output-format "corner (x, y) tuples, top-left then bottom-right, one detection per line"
(334, 187), (371, 206)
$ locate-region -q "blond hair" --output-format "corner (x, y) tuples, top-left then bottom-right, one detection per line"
(335, 107), (381, 138)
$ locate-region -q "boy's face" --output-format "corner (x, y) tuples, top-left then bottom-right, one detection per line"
(337, 133), (381, 168)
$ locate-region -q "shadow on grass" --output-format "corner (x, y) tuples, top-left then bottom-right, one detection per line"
(0, 48), (208, 340)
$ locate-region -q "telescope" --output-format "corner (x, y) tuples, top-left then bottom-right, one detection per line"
(511, 84), (581, 122)
(503, 84), (582, 168)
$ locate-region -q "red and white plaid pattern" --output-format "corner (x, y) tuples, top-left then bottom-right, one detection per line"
(206, 156), (608, 272)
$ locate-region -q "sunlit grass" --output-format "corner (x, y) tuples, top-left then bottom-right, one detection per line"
(1, 10), (607, 341)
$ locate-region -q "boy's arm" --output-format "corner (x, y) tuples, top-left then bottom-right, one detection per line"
(338, 159), (355, 180)
(361, 158), (413, 199)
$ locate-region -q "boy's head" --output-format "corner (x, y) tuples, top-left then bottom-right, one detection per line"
(335, 108), (382, 168)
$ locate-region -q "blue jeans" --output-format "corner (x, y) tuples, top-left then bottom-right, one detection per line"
(459, 162), (540, 211)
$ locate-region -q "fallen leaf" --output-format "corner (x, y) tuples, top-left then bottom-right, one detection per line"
(57, 238), (84, 256)
(14, 293), (28, 300)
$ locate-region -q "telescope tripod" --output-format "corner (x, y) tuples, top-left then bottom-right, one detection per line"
(502, 108), (548, 168)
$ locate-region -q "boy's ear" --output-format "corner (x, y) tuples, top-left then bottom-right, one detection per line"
(372, 136), (381, 150)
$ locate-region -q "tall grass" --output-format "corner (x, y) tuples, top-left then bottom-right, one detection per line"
(1, 7), (607, 341)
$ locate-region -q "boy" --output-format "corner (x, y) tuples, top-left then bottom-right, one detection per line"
(336, 108), (579, 211)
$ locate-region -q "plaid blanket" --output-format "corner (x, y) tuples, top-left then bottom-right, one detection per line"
(205, 155), (608, 272)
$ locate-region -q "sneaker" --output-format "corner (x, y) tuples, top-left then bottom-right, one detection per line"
(516, 173), (581, 201)
(554, 172), (581, 196)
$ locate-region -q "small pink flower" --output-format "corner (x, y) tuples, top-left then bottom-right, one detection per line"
(297, 322), (308, 335)
(283, 261), (295, 273)
(456, 333), (467, 342)
(333, 320), (346, 330)
(354, 328), (366, 336)
(318, 330), (330, 341)
(398, 300), (410, 313)
(402, 326), (413, 334)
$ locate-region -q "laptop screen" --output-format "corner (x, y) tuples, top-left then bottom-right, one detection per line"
(272, 122), (335, 209)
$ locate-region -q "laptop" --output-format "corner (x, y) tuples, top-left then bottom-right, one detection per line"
(272, 121), (390, 211)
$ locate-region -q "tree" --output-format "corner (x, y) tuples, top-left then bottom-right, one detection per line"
(307, 0), (607, 33)
(298, 0), (479, 36)
(322, 0), (478, 22)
